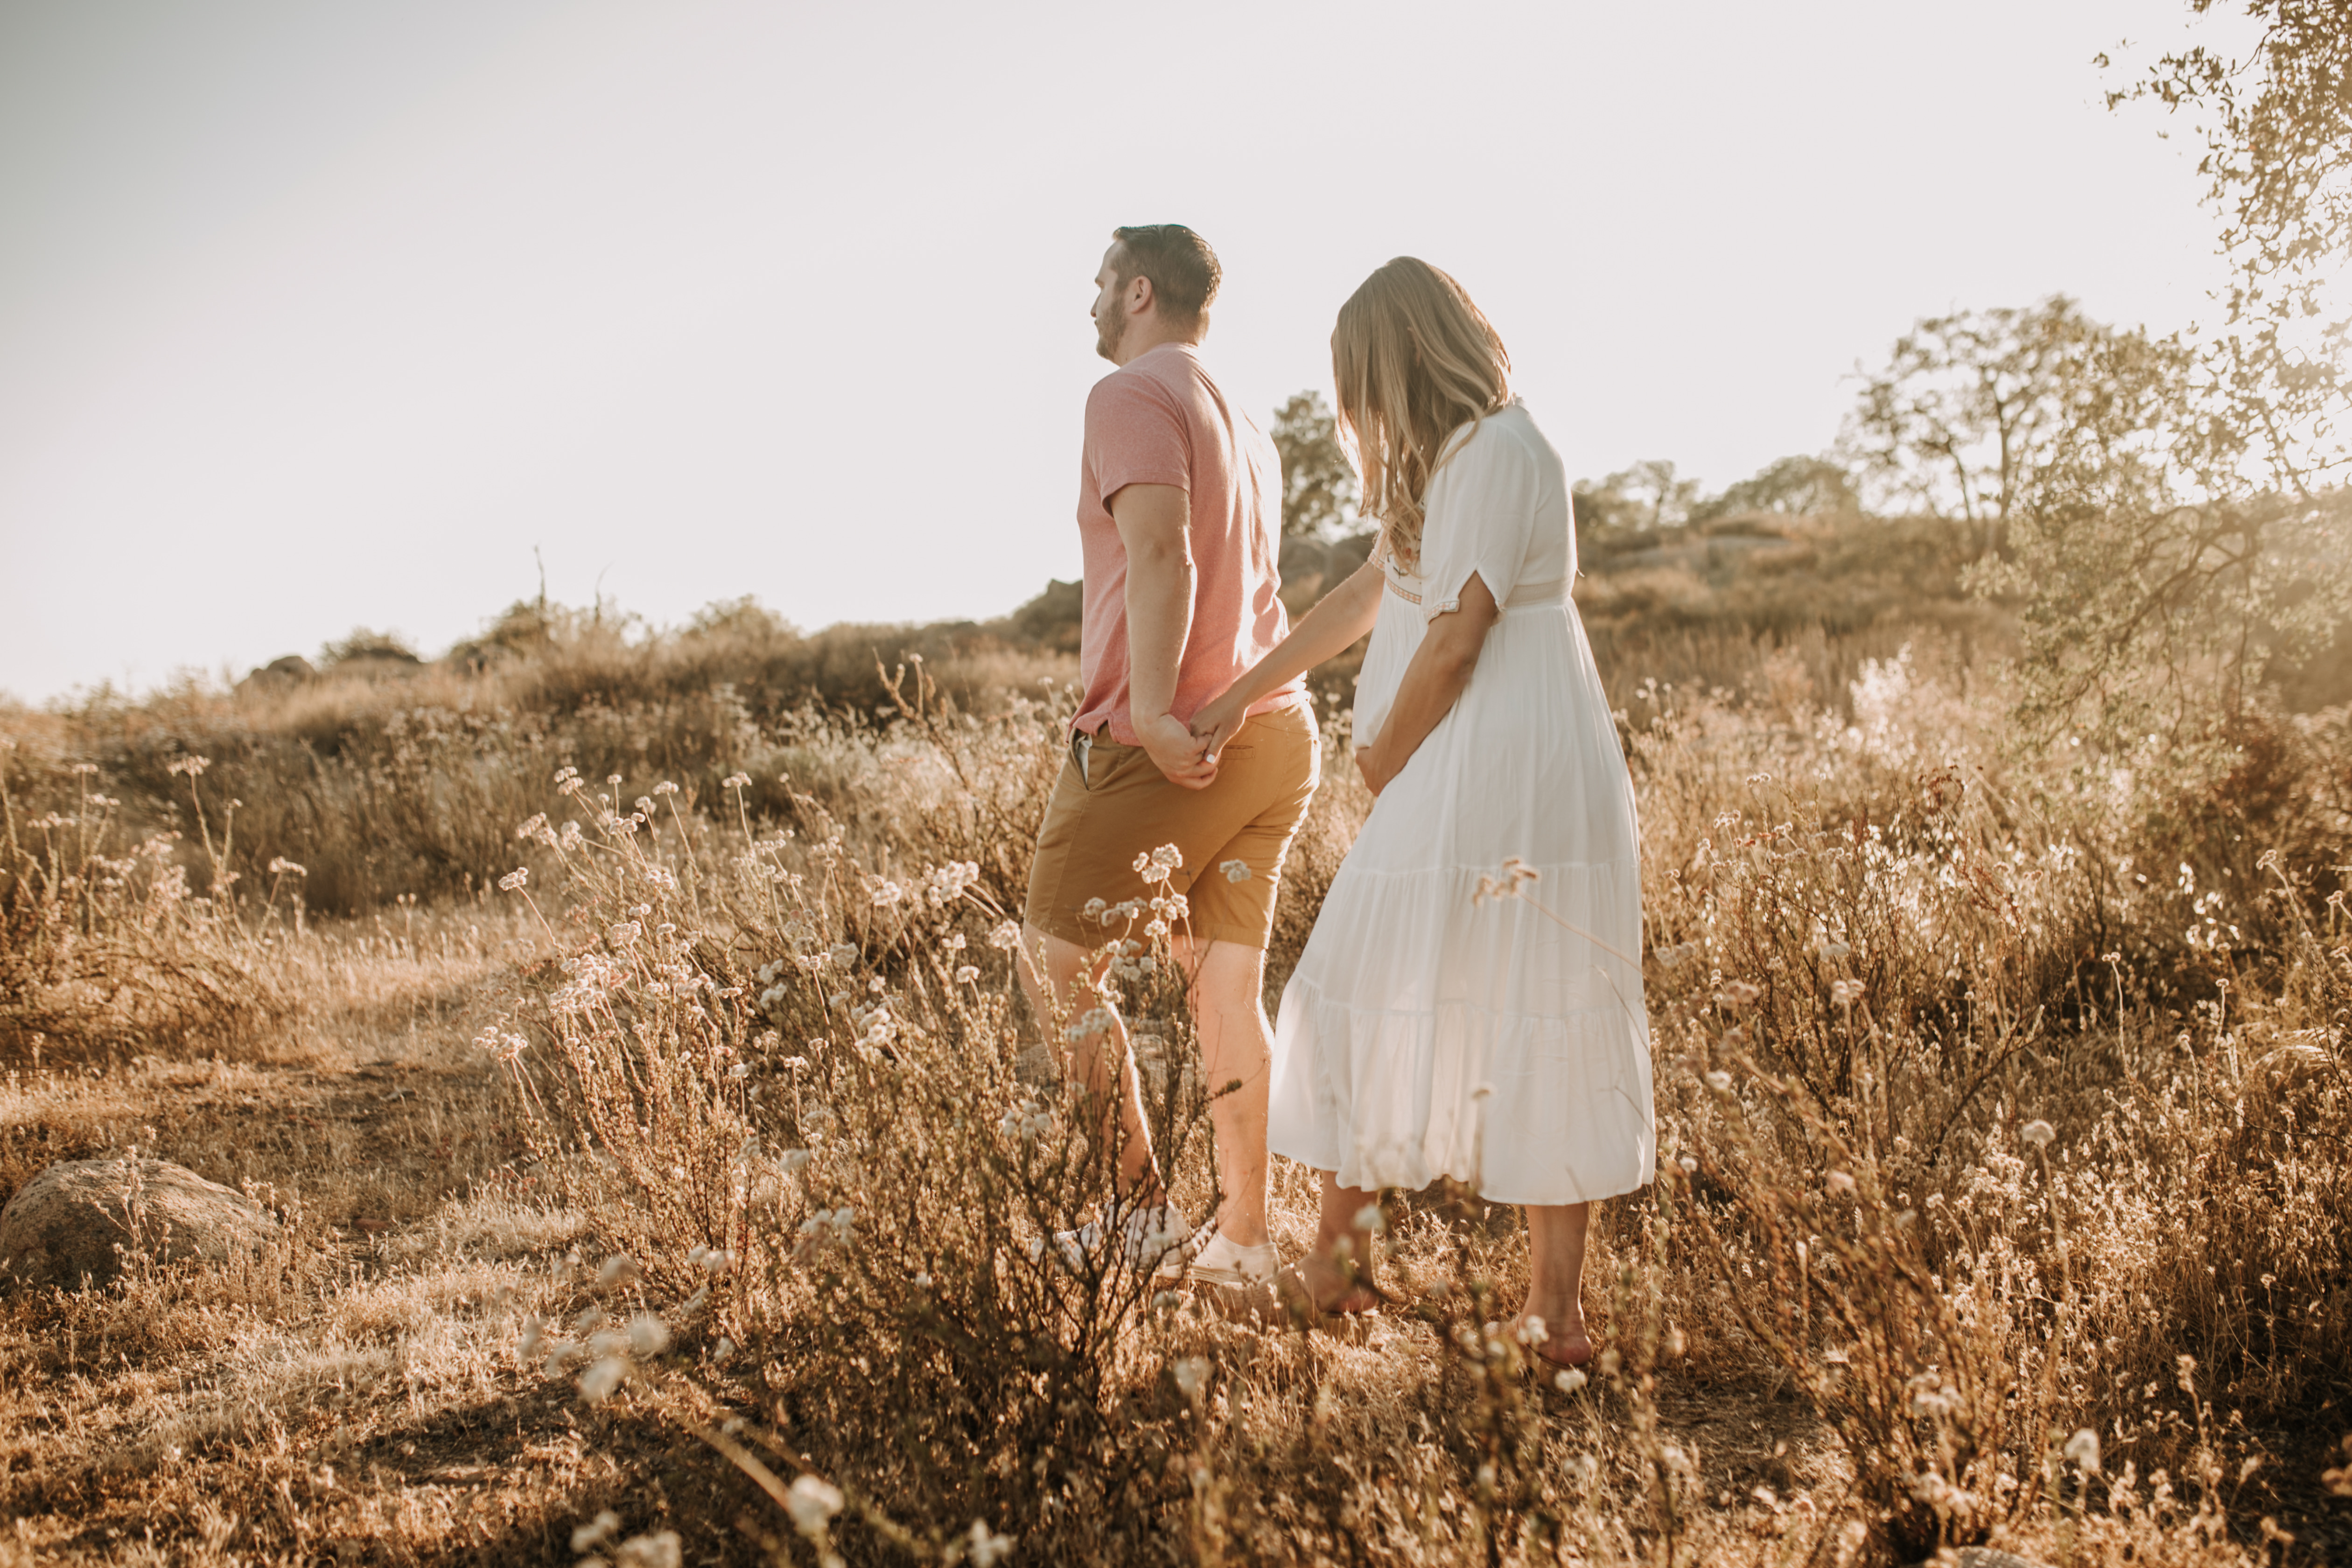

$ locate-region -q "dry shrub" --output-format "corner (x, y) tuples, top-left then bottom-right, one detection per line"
(0, 740), (293, 1062)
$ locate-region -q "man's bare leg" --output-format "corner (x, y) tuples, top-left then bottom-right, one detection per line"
(1171, 936), (1270, 1247)
(1016, 922), (1162, 1203)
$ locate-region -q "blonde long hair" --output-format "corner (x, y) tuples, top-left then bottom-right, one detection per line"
(1330, 258), (1513, 572)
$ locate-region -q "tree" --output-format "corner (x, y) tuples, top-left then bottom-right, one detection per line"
(1972, 0), (2352, 742)
(1840, 297), (2121, 555)
(1574, 460), (1701, 531)
(1691, 455), (1858, 521)
(2108, 0), (2351, 491)
(1268, 392), (1358, 539)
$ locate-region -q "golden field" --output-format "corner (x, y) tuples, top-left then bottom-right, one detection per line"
(1, 561), (2348, 1567)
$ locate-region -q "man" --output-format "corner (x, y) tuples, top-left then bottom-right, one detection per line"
(1019, 224), (1316, 1288)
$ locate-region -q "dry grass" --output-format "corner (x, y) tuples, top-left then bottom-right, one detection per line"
(0, 630), (2348, 1567)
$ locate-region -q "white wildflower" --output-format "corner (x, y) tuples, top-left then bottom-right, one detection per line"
(785, 1475), (844, 1535)
(498, 868), (529, 892)
(2021, 1119), (2057, 1149)
(578, 1355), (627, 1403)
(1220, 858), (1252, 882)
(572, 1510), (621, 1551)
(2064, 1428), (2101, 1472)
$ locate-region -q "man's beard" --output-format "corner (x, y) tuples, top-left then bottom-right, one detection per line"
(1094, 303), (1125, 363)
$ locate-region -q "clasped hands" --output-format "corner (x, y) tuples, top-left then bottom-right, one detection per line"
(1133, 696), (1245, 792)
(1141, 692), (1396, 797)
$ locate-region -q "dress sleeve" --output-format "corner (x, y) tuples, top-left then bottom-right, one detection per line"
(1413, 419), (1540, 622)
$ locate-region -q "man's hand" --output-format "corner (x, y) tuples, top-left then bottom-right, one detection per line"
(1137, 712), (1217, 789)
(1188, 688), (1251, 764)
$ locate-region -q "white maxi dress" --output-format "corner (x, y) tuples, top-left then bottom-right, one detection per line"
(1266, 401), (1654, 1206)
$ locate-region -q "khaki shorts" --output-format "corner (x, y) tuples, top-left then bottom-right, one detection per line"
(1024, 701), (1320, 951)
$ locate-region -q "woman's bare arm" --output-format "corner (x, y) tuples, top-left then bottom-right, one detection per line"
(1190, 559), (1385, 759)
(1353, 571), (1500, 796)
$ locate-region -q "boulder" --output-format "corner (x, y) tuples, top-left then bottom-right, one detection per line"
(0, 1157), (280, 1292)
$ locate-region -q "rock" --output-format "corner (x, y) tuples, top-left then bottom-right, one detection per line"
(0, 1157), (280, 1292)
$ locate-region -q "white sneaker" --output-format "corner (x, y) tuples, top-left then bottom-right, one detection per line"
(1187, 1230), (1279, 1288)
(1031, 1202), (1196, 1279)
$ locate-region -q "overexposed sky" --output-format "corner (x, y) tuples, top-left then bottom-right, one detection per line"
(0, 0), (2240, 702)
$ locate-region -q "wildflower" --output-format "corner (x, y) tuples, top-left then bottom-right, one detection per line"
(1677, 1154), (1699, 1174)
(987, 921), (1022, 949)
(1815, 938), (1852, 960)
(167, 756), (210, 777)
(778, 1149), (813, 1172)
(1706, 1070), (1734, 1093)
(498, 868), (529, 892)
(729, 1062), (750, 1080)
(1353, 1203), (1386, 1235)
(1083, 896), (1109, 923)
(644, 867), (678, 892)
(573, 1511), (621, 1551)
(828, 943), (859, 969)
(1715, 980), (1763, 1008)
(595, 1254), (641, 1289)
(965, 1521), (1014, 1567)
(1827, 1170), (1856, 1194)
(1555, 1366), (1588, 1393)
(653, 780), (678, 796)
(1171, 1356), (1210, 1398)
(785, 1475), (845, 1535)
(266, 856), (307, 877)
(1220, 859), (1253, 882)
(626, 1315), (668, 1356)
(1064, 1007), (1116, 1042)
(612, 1532), (682, 1568)
(955, 964), (980, 984)
(723, 772), (752, 790)
(2063, 1428), (2101, 1472)
(944, 931), (967, 951)
(2021, 1120), (2056, 1148)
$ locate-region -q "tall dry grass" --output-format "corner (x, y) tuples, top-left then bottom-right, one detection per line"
(2, 612), (2348, 1564)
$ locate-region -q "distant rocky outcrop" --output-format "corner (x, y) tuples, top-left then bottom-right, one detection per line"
(236, 653), (318, 694)
(0, 1157), (280, 1292)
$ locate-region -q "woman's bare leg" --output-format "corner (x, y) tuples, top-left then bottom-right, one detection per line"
(1518, 1201), (1593, 1366)
(1290, 1171), (1382, 1312)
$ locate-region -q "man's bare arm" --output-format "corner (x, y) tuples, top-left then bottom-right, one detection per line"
(1111, 482), (1214, 788)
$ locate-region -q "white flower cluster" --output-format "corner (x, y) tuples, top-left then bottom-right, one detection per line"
(998, 1101), (1056, 1142)
(986, 921), (1022, 950)
(472, 1025), (530, 1062)
(498, 867), (529, 892)
(1131, 844), (1183, 885)
(798, 1206), (855, 1244)
(919, 859), (983, 908)
(548, 951), (632, 1016)
(1063, 1006), (1117, 1043)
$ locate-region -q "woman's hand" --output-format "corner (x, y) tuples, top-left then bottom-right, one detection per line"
(1353, 738), (1395, 797)
(1189, 689), (1250, 763)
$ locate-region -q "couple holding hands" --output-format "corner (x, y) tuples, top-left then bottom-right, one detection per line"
(1015, 225), (1653, 1370)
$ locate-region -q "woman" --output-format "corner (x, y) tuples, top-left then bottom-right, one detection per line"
(1190, 258), (1652, 1368)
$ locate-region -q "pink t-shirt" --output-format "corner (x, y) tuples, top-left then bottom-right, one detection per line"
(1071, 343), (1306, 746)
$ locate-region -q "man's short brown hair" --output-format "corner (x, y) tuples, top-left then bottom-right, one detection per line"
(1111, 224), (1220, 331)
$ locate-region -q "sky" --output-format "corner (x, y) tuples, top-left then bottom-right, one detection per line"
(0, 0), (2249, 703)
